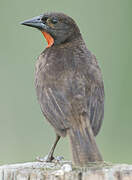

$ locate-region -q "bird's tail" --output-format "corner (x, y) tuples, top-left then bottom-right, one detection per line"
(68, 114), (103, 166)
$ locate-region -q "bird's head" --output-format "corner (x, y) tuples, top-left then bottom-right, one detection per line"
(21, 13), (80, 47)
(21, 12), (81, 48)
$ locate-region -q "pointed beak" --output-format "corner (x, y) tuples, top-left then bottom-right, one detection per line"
(20, 15), (46, 30)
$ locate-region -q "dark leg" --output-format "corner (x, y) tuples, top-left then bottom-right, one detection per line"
(36, 134), (61, 162)
(45, 134), (60, 162)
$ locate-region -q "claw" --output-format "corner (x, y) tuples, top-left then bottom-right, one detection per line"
(55, 156), (64, 161)
(36, 155), (64, 162)
(36, 155), (54, 162)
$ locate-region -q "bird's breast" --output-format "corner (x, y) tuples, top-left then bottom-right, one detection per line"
(35, 53), (71, 90)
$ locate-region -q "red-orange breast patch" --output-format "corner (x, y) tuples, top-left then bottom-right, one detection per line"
(41, 31), (54, 48)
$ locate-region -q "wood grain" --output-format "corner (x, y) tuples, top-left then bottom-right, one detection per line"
(0, 161), (132, 180)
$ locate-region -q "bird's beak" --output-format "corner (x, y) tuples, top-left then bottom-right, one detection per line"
(20, 15), (46, 30)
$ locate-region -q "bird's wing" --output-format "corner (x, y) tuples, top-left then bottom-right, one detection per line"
(37, 68), (104, 137)
(86, 82), (104, 136)
(66, 70), (104, 136)
(38, 86), (73, 137)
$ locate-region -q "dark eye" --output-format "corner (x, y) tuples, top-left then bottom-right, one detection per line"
(51, 18), (58, 24)
(42, 16), (48, 22)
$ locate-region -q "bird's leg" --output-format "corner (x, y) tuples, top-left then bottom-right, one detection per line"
(36, 134), (61, 162)
(45, 134), (60, 162)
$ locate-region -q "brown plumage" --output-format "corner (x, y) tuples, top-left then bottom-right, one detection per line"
(21, 12), (104, 166)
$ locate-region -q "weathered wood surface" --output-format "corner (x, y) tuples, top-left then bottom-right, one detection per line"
(0, 161), (132, 180)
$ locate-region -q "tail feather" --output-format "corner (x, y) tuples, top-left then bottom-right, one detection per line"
(68, 114), (103, 166)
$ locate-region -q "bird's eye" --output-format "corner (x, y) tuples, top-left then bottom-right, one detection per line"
(51, 18), (58, 24)
(42, 16), (48, 22)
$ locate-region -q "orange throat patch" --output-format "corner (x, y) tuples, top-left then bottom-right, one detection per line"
(41, 31), (54, 48)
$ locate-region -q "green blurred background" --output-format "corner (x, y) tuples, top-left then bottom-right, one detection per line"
(0, 0), (132, 165)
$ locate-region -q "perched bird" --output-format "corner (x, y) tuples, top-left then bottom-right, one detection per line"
(21, 12), (104, 166)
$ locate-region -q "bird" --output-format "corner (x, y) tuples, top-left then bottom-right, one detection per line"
(21, 12), (104, 166)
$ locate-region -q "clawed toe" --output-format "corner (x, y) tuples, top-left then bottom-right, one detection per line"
(36, 155), (64, 162)
(36, 155), (54, 162)
(55, 156), (64, 161)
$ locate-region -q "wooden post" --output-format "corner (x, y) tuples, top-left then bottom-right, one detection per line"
(0, 161), (132, 180)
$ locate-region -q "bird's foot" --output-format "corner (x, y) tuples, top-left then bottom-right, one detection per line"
(53, 156), (64, 162)
(36, 155), (64, 163)
(36, 154), (54, 162)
